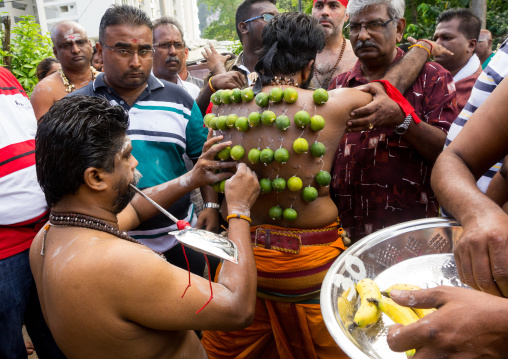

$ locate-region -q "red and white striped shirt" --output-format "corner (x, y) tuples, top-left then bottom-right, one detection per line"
(0, 67), (48, 260)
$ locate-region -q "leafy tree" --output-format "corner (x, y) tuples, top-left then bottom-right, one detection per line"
(0, 15), (53, 95)
(199, 0), (243, 41)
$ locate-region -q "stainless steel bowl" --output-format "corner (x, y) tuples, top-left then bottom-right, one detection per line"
(320, 218), (467, 359)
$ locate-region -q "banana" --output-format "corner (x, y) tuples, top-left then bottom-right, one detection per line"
(353, 278), (382, 328)
(382, 283), (436, 318)
(337, 288), (355, 328)
(368, 297), (420, 326)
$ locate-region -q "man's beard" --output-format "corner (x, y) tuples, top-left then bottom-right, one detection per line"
(111, 169), (142, 214)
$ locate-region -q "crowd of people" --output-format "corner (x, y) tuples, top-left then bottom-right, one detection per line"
(1, 0), (507, 358)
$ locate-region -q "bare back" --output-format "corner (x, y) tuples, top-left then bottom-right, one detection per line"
(215, 85), (371, 228)
(30, 226), (208, 359)
(30, 72), (70, 120)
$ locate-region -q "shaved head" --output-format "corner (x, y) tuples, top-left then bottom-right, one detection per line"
(51, 20), (87, 44)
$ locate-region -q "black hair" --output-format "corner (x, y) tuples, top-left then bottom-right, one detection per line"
(36, 95), (129, 207)
(254, 12), (325, 84)
(99, 4), (153, 44)
(436, 8), (481, 41)
(235, 0), (276, 43)
(152, 17), (186, 46)
(36, 57), (60, 81)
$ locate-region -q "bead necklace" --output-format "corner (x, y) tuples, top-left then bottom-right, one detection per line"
(314, 36), (346, 88)
(59, 66), (99, 94)
(41, 212), (165, 259)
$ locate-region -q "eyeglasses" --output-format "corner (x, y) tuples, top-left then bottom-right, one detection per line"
(153, 42), (185, 50)
(346, 19), (395, 35)
(101, 43), (155, 59)
(244, 13), (275, 23)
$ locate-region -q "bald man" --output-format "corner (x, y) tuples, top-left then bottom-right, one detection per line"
(477, 29), (495, 69)
(31, 20), (97, 121)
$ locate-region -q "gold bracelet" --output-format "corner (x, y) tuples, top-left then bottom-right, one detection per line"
(208, 76), (217, 93)
(408, 44), (431, 59)
(226, 214), (252, 224)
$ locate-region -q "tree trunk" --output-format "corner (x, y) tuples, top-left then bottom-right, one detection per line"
(470, 0), (487, 28)
(2, 16), (11, 72)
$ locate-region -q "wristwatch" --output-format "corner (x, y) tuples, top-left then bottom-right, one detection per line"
(204, 202), (220, 211)
(394, 114), (413, 135)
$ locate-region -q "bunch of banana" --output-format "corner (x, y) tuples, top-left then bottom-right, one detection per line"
(352, 278), (382, 328)
(382, 283), (436, 318)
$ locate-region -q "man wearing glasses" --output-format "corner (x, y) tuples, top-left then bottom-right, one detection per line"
(203, 0), (278, 87)
(31, 20), (96, 121)
(328, 0), (459, 243)
(70, 5), (221, 277)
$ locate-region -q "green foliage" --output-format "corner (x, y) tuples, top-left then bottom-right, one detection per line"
(0, 15), (53, 95)
(226, 40), (243, 55)
(486, 0), (508, 48)
(199, 0), (243, 41)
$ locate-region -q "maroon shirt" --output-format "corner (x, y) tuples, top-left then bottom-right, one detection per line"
(328, 48), (458, 242)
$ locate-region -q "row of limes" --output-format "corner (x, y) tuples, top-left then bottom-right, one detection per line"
(204, 110), (325, 133)
(211, 87), (329, 107)
(269, 206), (297, 221)
(216, 141), (326, 163)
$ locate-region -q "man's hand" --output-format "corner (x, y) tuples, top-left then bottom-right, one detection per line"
(454, 211), (508, 297)
(202, 43), (230, 75)
(211, 71), (246, 91)
(196, 208), (219, 232)
(346, 82), (405, 132)
(387, 286), (508, 358)
(225, 163), (260, 217)
(189, 133), (237, 189)
(407, 37), (454, 57)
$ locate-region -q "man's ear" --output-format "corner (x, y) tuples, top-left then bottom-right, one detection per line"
(238, 21), (248, 37)
(184, 47), (189, 60)
(96, 42), (104, 62)
(83, 167), (109, 192)
(53, 46), (58, 59)
(302, 59), (315, 84)
(396, 18), (406, 43)
(468, 39), (478, 53)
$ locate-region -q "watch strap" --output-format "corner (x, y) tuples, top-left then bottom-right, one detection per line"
(204, 202), (220, 210)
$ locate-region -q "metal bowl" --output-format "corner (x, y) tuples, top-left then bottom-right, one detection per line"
(320, 217), (467, 359)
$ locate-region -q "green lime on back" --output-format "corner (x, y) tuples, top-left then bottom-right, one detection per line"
(260, 178), (272, 194)
(215, 146), (231, 161)
(283, 208), (298, 221)
(203, 114), (214, 127)
(310, 115), (325, 132)
(230, 145), (245, 160)
(272, 178), (287, 192)
(313, 88), (329, 105)
(248, 148), (261, 164)
(230, 88), (242, 103)
(235, 117), (249, 132)
(302, 186), (318, 202)
(260, 148), (274, 164)
(248, 112), (262, 127)
(216, 115), (228, 131)
(209, 116), (218, 130)
(226, 114), (238, 128)
(241, 88), (254, 102)
(283, 88), (298, 104)
(212, 181), (221, 192)
(316, 170), (332, 187)
(310, 141), (326, 157)
(261, 110), (276, 126)
(219, 179), (226, 193)
(255, 92), (269, 108)
(293, 138), (309, 154)
(220, 90), (232, 105)
(274, 148), (289, 164)
(275, 115), (290, 131)
(287, 176), (303, 192)
(211, 92), (221, 105)
(269, 87), (284, 103)
(269, 205), (283, 220)
(294, 110), (311, 128)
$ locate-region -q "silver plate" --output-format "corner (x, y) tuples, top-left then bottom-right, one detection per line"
(320, 218), (465, 359)
(169, 228), (238, 264)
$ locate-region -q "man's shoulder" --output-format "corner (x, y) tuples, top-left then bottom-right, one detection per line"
(146, 77), (195, 108)
(33, 72), (64, 94)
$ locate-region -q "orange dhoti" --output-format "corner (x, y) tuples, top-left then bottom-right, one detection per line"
(202, 223), (350, 359)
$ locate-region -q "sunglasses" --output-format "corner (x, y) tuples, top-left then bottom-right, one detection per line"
(244, 13), (275, 23)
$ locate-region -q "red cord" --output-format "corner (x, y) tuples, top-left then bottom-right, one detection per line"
(196, 254), (214, 314)
(180, 244), (191, 298)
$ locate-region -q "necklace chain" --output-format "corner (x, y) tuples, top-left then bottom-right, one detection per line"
(59, 66), (99, 93)
(314, 36), (346, 88)
(41, 212), (165, 259)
